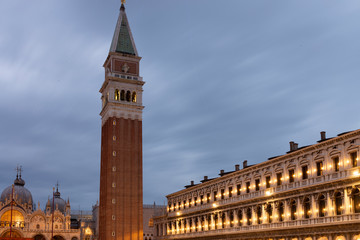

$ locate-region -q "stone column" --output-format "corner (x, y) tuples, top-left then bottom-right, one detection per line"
(273, 203), (278, 223)
(234, 209), (239, 226)
(210, 214), (214, 230)
(225, 211), (230, 228)
(327, 192), (333, 217)
(297, 197), (303, 219)
(284, 199), (290, 221)
(311, 195), (316, 218)
(344, 188), (351, 214)
(262, 204), (268, 224)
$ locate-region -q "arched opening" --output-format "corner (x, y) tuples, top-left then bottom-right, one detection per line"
(194, 218), (198, 232)
(0, 209), (25, 228)
(114, 89), (120, 101)
(189, 218), (192, 232)
(132, 92), (137, 103)
(214, 214), (218, 230)
(1, 230), (22, 238)
(207, 215), (211, 230)
(351, 188), (360, 213)
(71, 237), (79, 240)
(319, 195), (326, 217)
(290, 200), (297, 220)
(304, 197), (311, 219)
(221, 213), (225, 229)
(266, 204), (273, 223)
(120, 90), (125, 101)
(278, 202), (284, 222)
(246, 208), (252, 225)
(335, 192), (342, 215)
(201, 216), (205, 231)
(53, 235), (65, 240)
(33, 234), (46, 240)
(126, 91), (131, 102)
(335, 236), (345, 240)
(237, 210), (243, 226)
(229, 211), (234, 227)
(256, 206), (261, 224)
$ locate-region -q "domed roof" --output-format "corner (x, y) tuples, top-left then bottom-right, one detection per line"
(48, 187), (67, 214)
(0, 174), (33, 206)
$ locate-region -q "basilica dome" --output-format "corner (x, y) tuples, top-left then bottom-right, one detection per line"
(0, 175), (33, 206)
(48, 188), (67, 214)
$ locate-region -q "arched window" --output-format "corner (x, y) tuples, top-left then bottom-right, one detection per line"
(229, 211), (234, 227)
(353, 188), (360, 213)
(246, 208), (252, 225)
(335, 192), (342, 215)
(214, 214), (218, 230)
(278, 202), (284, 222)
(256, 206), (261, 224)
(36, 224), (40, 229)
(221, 213), (225, 228)
(290, 200), (296, 220)
(120, 90), (125, 101)
(126, 91), (131, 102)
(319, 195), (326, 217)
(194, 218), (198, 232)
(132, 92), (137, 103)
(34, 234), (46, 240)
(207, 215), (211, 230)
(266, 204), (273, 223)
(114, 89), (120, 101)
(237, 210), (243, 226)
(304, 197), (311, 219)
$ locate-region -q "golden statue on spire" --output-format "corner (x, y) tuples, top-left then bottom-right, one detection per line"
(121, 0), (126, 4)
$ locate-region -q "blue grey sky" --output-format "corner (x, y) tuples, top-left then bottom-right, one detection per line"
(1, 0), (360, 210)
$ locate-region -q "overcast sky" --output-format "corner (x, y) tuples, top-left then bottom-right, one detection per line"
(1, 0), (360, 210)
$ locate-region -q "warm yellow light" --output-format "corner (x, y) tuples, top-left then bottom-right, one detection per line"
(292, 174), (295, 177)
(265, 191), (272, 196)
(280, 177), (284, 180)
(347, 160), (350, 164)
(329, 165), (332, 168)
(212, 203), (218, 208)
(307, 170), (310, 173)
(176, 212), (181, 216)
(354, 170), (360, 176)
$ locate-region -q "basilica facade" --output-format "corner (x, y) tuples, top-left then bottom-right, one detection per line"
(0, 173), (81, 240)
(154, 130), (360, 240)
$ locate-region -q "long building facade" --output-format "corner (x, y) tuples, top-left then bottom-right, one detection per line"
(154, 130), (360, 240)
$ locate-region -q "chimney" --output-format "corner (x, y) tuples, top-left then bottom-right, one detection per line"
(293, 143), (298, 150)
(220, 170), (224, 175)
(235, 164), (240, 171)
(289, 141), (295, 151)
(320, 131), (326, 140)
(243, 160), (248, 169)
(203, 176), (208, 181)
(190, 181), (194, 186)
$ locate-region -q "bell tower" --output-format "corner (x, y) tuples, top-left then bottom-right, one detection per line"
(99, 3), (144, 240)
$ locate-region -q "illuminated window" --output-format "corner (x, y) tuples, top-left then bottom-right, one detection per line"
(120, 90), (125, 101)
(316, 161), (323, 176)
(255, 179), (260, 191)
(237, 184), (241, 195)
(276, 173), (282, 186)
(221, 213), (225, 229)
(221, 189), (225, 199)
(333, 157), (340, 172)
(113, 151), (116, 156)
(132, 92), (137, 103)
(112, 199), (116, 204)
(304, 197), (311, 219)
(237, 210), (243, 226)
(353, 188), (360, 213)
(335, 192), (342, 215)
(289, 169), (295, 183)
(302, 165), (308, 179)
(113, 136), (116, 141)
(213, 191), (217, 201)
(278, 202), (284, 222)
(266, 204), (272, 223)
(350, 152), (358, 167)
(206, 193), (210, 203)
(112, 183), (116, 188)
(194, 197), (197, 206)
(229, 211), (234, 227)
(266, 176), (271, 188)
(126, 91), (131, 102)
(256, 206), (261, 224)
(290, 200), (296, 220)
(246, 182), (250, 193)
(319, 195), (326, 217)
(112, 166), (116, 172)
(113, 120), (116, 125)
(246, 208), (252, 225)
(114, 89), (120, 101)
(229, 187), (232, 197)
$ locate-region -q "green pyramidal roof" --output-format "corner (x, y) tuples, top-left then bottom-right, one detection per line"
(110, 5), (138, 56)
